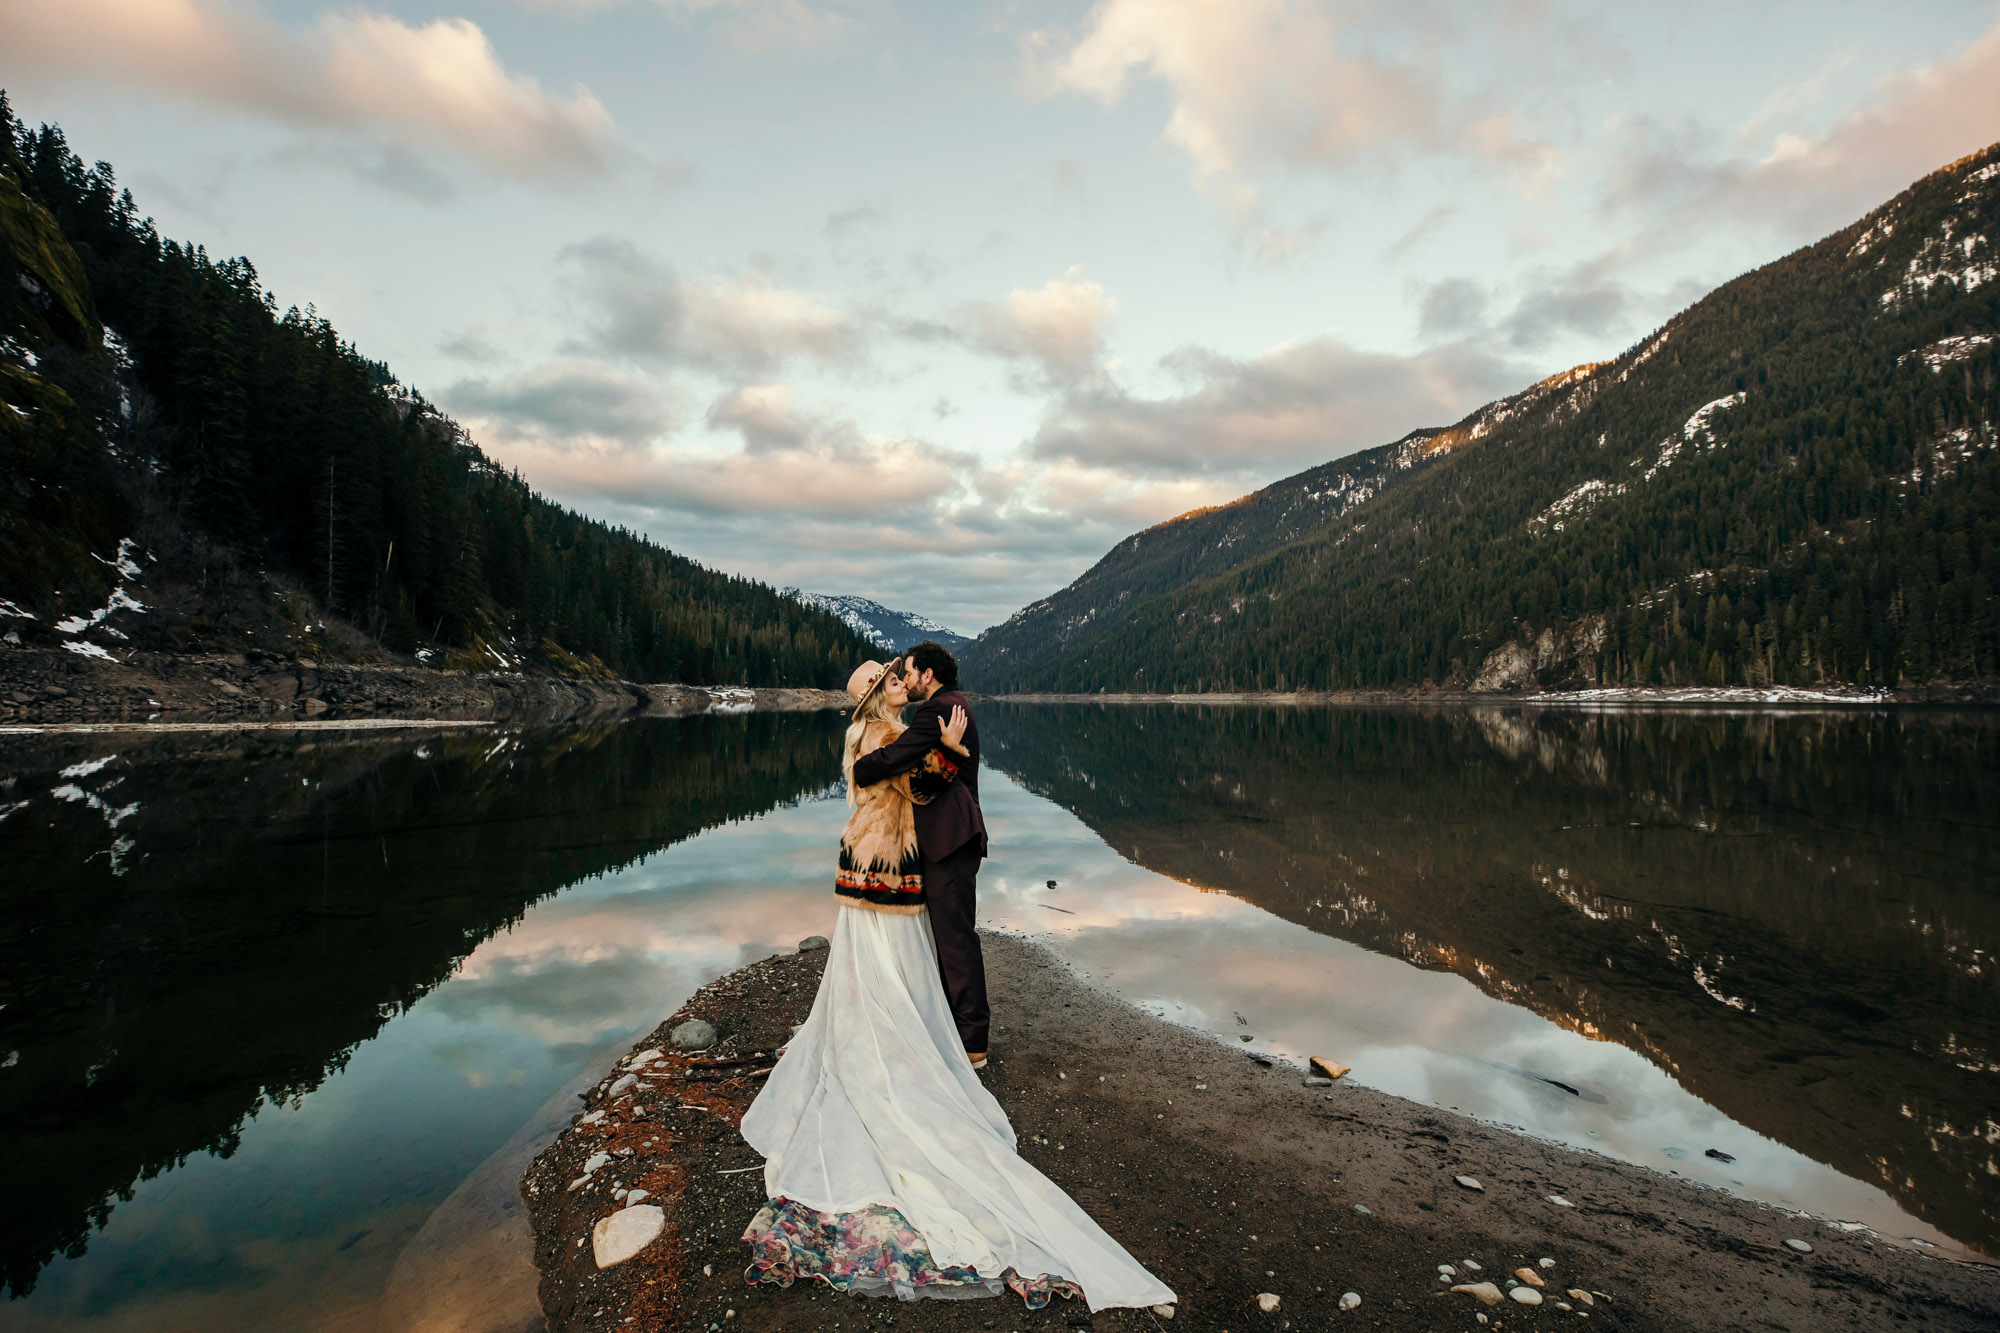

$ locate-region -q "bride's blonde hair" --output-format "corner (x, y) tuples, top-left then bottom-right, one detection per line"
(843, 659), (902, 806)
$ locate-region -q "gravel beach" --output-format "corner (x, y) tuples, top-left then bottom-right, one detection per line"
(521, 931), (2000, 1332)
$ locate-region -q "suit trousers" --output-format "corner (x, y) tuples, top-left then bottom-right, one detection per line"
(922, 840), (989, 1054)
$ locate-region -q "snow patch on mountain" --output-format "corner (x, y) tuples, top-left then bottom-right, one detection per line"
(783, 590), (967, 652)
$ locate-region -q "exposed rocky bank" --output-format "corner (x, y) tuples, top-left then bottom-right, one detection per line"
(521, 932), (1999, 1332)
(0, 641), (848, 727)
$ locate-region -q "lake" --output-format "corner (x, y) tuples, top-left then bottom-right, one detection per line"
(0, 704), (1994, 1329)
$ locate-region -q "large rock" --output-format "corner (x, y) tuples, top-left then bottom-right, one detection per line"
(592, 1204), (665, 1268)
(671, 1019), (717, 1050)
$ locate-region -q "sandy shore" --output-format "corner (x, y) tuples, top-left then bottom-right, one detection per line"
(520, 931), (1999, 1332)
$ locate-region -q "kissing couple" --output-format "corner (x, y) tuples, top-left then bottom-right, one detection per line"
(737, 641), (1174, 1314)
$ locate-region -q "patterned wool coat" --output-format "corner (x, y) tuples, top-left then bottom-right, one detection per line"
(836, 720), (962, 914)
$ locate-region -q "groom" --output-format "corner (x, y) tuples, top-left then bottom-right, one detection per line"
(850, 641), (990, 1067)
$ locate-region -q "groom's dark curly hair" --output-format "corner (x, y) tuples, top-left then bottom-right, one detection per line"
(906, 640), (959, 691)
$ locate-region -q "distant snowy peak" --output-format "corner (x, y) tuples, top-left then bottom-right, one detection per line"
(782, 589), (968, 652)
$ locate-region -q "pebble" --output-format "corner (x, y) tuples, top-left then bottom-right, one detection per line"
(1450, 1282), (1504, 1306)
(1352, 1204), (1371, 1215)
(1547, 1194), (1574, 1207)
(583, 1151), (611, 1175)
(579, 1110), (605, 1125)
(1477, 1315), (1488, 1326)
(798, 935), (829, 951)
(1256, 1292), (1280, 1312)
(1509, 1286), (1543, 1306)
(1338, 1292), (1361, 1310)
(1538, 1257), (1555, 1269)
(671, 1019), (718, 1051)
(1784, 1239), (1813, 1253)
(626, 1189), (649, 1204)
(1455, 1175), (1484, 1191)
(1150, 1304), (1175, 1320)
(1310, 1057), (1351, 1080)
(1303, 1076), (1334, 1087)
(608, 1073), (638, 1097)
(1438, 1265), (1457, 1277)
(592, 1204), (665, 1268)
(626, 1048), (662, 1067)
(1462, 1259), (1482, 1271)
(1567, 1289), (1594, 1306)
(1514, 1268), (1545, 1287)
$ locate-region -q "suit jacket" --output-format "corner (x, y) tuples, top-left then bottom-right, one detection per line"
(851, 688), (986, 861)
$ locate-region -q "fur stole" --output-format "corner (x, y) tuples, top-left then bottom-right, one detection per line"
(836, 720), (926, 914)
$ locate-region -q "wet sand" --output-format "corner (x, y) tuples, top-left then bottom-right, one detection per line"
(522, 931), (2000, 1332)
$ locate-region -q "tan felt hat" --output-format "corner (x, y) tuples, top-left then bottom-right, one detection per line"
(845, 657), (898, 718)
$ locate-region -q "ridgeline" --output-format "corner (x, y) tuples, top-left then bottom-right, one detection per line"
(963, 145), (2000, 698)
(0, 93), (872, 691)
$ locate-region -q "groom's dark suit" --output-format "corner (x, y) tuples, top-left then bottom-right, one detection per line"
(851, 687), (988, 1054)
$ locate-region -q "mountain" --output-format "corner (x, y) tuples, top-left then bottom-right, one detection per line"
(0, 95), (874, 687)
(962, 144), (2000, 696)
(781, 588), (968, 652)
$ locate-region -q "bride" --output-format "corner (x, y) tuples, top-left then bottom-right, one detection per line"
(738, 656), (1176, 1314)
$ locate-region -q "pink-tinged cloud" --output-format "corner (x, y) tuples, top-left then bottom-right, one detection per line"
(1611, 18), (2000, 237)
(972, 266), (1116, 384)
(1029, 336), (1531, 476)
(1026, 0), (1545, 204)
(2, 0), (620, 177)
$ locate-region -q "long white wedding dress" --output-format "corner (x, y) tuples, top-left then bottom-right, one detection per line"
(739, 904), (1175, 1313)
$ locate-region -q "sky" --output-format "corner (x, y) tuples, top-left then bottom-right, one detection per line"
(5, 1), (2000, 632)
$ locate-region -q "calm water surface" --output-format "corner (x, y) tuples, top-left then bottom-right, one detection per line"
(0, 705), (1994, 1329)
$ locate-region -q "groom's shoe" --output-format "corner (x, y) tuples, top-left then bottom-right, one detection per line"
(967, 1051), (988, 1071)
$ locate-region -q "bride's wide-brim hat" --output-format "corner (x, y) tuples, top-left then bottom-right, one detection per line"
(845, 657), (898, 719)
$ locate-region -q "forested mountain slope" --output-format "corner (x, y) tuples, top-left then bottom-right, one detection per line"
(0, 97), (871, 687)
(963, 145), (2000, 695)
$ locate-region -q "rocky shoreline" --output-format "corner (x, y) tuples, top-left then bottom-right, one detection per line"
(0, 643), (849, 727)
(520, 932), (2000, 1332)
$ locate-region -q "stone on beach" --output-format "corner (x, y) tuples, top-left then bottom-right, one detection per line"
(1537, 1257), (1555, 1268)
(1450, 1281), (1504, 1305)
(1567, 1289), (1594, 1305)
(1149, 1304), (1175, 1319)
(1339, 1291), (1361, 1310)
(1255, 1292), (1280, 1312)
(1309, 1056), (1350, 1080)
(607, 1073), (637, 1096)
(671, 1019), (717, 1050)
(798, 935), (829, 951)
(1514, 1267), (1545, 1287)
(1784, 1238), (1813, 1253)
(592, 1204), (665, 1268)
(1509, 1285), (1544, 1305)
(1547, 1194), (1574, 1206)
(1454, 1175), (1484, 1191)
(1303, 1076), (1333, 1087)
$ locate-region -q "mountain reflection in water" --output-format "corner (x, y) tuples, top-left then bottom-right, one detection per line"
(980, 704), (2000, 1256)
(0, 716), (842, 1301)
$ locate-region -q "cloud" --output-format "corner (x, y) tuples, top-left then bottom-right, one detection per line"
(558, 237), (861, 373)
(5, 0), (620, 178)
(1024, 0), (1545, 204)
(1608, 18), (2000, 238)
(1028, 336), (1530, 477)
(823, 205), (885, 240)
(971, 266), (1116, 384)
(447, 359), (678, 449)
(1417, 259), (1638, 353)
(511, 0), (853, 52)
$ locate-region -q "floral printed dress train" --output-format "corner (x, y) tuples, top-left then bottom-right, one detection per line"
(738, 906), (1175, 1313)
